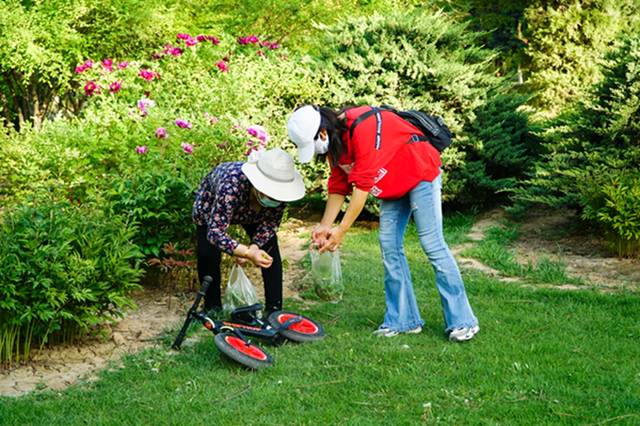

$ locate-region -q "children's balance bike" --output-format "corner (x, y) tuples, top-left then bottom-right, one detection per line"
(172, 276), (325, 369)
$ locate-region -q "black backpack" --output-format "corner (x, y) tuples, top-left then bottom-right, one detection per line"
(348, 106), (453, 152)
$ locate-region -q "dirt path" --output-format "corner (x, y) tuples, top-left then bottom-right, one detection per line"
(2, 211), (637, 397)
(453, 208), (640, 290)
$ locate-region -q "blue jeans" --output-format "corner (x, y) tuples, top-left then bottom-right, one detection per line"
(378, 174), (478, 333)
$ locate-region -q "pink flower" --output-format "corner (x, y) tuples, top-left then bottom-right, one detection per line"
(135, 145), (148, 154)
(137, 97), (155, 116)
(155, 127), (168, 139)
(216, 60), (228, 72)
(175, 119), (192, 129)
(247, 125), (269, 142)
(238, 35), (260, 44)
(168, 47), (183, 56)
(176, 33), (191, 40)
(102, 58), (113, 72)
(75, 59), (94, 74)
(195, 35), (220, 45)
(204, 112), (219, 125)
(185, 37), (198, 47)
(84, 81), (99, 96)
(109, 80), (122, 94)
(139, 69), (158, 81)
(268, 43), (280, 50)
(181, 142), (194, 154)
(118, 61), (129, 69)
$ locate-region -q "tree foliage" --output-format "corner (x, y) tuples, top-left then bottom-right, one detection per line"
(522, 0), (640, 116)
(514, 34), (640, 256)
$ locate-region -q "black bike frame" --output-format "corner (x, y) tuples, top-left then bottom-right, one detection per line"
(172, 277), (302, 350)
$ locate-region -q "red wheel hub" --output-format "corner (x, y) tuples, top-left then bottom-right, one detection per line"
(224, 335), (268, 361)
(277, 314), (319, 334)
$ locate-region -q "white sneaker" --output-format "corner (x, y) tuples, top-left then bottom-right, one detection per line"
(373, 325), (422, 337)
(448, 325), (480, 342)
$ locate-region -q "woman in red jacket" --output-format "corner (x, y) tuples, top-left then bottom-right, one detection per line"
(287, 105), (478, 341)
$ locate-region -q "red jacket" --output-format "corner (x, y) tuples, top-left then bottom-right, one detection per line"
(328, 106), (442, 200)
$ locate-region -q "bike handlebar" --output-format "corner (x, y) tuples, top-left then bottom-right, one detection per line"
(171, 275), (214, 350)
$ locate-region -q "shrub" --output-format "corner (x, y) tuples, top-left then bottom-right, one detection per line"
(522, 0), (640, 117)
(514, 34), (640, 257)
(0, 199), (142, 365)
(105, 165), (195, 257)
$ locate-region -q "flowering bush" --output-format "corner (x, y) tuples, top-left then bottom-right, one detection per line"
(0, 29), (322, 258)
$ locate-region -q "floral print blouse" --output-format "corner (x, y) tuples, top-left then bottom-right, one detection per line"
(192, 162), (285, 254)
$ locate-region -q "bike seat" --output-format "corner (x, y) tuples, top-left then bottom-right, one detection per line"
(232, 303), (263, 315)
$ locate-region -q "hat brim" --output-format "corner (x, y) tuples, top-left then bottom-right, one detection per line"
(296, 141), (315, 164)
(241, 163), (306, 202)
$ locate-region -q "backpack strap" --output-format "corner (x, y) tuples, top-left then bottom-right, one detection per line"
(348, 106), (385, 150)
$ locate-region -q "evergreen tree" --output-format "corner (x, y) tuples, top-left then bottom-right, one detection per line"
(523, 0), (640, 117)
(515, 34), (640, 256)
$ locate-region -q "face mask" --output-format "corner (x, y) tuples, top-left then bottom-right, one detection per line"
(256, 191), (282, 208)
(314, 135), (329, 155)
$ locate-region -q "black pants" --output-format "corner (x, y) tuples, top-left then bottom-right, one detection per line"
(196, 225), (283, 312)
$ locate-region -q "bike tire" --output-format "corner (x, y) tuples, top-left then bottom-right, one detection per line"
(214, 332), (273, 370)
(267, 311), (325, 343)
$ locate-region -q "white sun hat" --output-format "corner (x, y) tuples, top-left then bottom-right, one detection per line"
(241, 148), (306, 202)
(287, 105), (321, 163)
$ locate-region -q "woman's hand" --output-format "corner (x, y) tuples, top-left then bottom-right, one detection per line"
(319, 225), (346, 253)
(246, 244), (273, 268)
(312, 224), (331, 248)
(234, 256), (249, 266)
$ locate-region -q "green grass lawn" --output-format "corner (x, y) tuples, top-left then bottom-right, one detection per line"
(1, 214), (639, 425)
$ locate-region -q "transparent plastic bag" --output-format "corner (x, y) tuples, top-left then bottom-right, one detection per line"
(309, 248), (344, 303)
(223, 265), (259, 313)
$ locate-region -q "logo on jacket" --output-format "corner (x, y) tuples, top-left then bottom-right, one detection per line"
(374, 168), (387, 184)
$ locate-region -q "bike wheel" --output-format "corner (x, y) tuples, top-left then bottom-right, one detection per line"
(214, 332), (273, 370)
(267, 311), (325, 343)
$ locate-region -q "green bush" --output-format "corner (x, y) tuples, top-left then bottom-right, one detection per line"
(105, 165), (195, 257)
(0, 199), (143, 365)
(0, 0), (183, 129)
(514, 34), (640, 257)
(522, 0), (640, 117)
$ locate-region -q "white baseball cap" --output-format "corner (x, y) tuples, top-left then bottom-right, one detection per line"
(287, 105), (321, 163)
(241, 148), (306, 201)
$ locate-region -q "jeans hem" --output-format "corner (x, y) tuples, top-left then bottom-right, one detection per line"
(445, 321), (478, 333)
(381, 320), (424, 332)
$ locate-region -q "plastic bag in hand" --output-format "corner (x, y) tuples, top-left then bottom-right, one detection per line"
(223, 265), (259, 313)
(310, 248), (344, 303)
